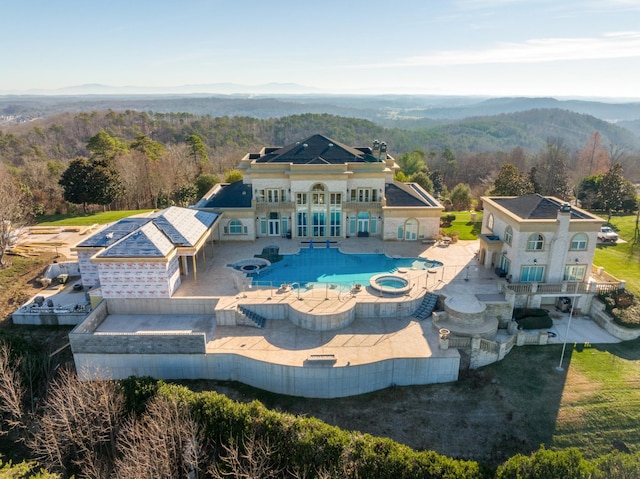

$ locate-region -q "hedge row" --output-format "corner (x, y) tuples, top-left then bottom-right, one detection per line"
(119, 380), (640, 479)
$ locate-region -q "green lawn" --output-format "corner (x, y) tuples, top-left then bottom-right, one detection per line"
(549, 341), (640, 458)
(36, 209), (154, 226)
(441, 210), (483, 240)
(593, 214), (640, 294)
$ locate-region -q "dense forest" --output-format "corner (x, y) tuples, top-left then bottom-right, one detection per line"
(0, 109), (639, 217)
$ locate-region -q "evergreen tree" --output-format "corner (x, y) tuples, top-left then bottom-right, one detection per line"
(530, 139), (571, 199)
(490, 163), (534, 196)
(449, 183), (472, 211)
(409, 171), (434, 194)
(185, 134), (209, 174)
(599, 163), (631, 221)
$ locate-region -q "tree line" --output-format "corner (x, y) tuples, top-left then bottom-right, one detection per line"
(0, 111), (638, 217)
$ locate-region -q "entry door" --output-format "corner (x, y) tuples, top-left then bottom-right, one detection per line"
(357, 212), (369, 233)
(268, 213), (280, 236)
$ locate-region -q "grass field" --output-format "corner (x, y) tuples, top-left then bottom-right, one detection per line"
(549, 341), (640, 458)
(594, 214), (640, 293)
(36, 209), (153, 226)
(441, 211), (483, 240)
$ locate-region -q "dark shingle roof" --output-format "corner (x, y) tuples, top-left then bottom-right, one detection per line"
(202, 181), (252, 208)
(385, 183), (435, 207)
(492, 194), (594, 220)
(255, 134), (381, 164)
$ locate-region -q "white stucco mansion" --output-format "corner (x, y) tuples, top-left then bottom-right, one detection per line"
(196, 134), (443, 242)
(478, 194), (602, 284)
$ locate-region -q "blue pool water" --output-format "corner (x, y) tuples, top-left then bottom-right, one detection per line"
(248, 248), (442, 286)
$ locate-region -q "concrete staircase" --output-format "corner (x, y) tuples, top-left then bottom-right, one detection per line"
(238, 305), (267, 328)
(414, 293), (439, 320)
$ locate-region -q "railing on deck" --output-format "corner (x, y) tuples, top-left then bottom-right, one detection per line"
(504, 281), (621, 295)
(255, 201), (294, 212)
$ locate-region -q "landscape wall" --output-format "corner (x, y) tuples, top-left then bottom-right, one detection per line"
(73, 352), (460, 399)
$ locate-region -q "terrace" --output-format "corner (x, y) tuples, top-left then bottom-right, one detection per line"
(63, 233), (626, 398)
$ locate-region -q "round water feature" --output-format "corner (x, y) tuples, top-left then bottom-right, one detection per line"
(369, 274), (411, 296)
(231, 258), (271, 275)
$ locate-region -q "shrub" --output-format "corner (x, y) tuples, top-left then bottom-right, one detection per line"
(495, 446), (597, 479)
(441, 214), (456, 227)
(598, 290), (640, 329)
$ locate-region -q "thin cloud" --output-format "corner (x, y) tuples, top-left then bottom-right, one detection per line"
(397, 32), (640, 66)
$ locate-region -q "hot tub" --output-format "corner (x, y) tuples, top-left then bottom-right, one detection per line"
(369, 274), (411, 295)
(231, 258), (271, 275)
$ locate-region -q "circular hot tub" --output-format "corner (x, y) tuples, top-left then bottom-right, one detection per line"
(369, 274), (411, 295)
(231, 258), (271, 275)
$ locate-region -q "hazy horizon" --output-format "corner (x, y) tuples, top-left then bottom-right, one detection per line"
(3, 1), (640, 99)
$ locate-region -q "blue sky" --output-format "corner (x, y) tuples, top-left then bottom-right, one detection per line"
(3, 0), (640, 98)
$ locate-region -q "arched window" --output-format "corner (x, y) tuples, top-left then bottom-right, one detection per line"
(404, 218), (418, 240)
(527, 233), (544, 251)
(487, 213), (494, 231)
(504, 226), (513, 245)
(570, 233), (588, 250)
(227, 220), (243, 235)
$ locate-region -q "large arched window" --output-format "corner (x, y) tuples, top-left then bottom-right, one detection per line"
(570, 233), (588, 250)
(226, 219), (244, 235)
(487, 213), (494, 231)
(404, 218), (418, 240)
(527, 233), (544, 251)
(504, 226), (513, 245)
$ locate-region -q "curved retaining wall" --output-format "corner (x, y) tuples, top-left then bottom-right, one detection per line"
(231, 295), (424, 331)
(73, 352), (460, 398)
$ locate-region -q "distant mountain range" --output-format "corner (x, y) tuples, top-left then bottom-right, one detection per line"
(0, 82), (322, 96)
(2, 90), (640, 153)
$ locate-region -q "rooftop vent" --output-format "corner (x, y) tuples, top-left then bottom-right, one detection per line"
(560, 203), (571, 213)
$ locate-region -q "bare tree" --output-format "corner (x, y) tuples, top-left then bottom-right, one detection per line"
(0, 167), (29, 266)
(210, 431), (284, 479)
(114, 394), (205, 479)
(0, 342), (26, 435)
(29, 368), (125, 478)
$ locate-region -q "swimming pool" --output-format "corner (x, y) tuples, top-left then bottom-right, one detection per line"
(244, 248), (442, 287)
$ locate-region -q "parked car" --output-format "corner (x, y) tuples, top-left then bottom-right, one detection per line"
(598, 226), (619, 243)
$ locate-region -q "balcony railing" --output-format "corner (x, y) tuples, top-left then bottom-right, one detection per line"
(504, 281), (622, 295)
(343, 201), (382, 210)
(255, 201), (294, 211)
(255, 200), (382, 211)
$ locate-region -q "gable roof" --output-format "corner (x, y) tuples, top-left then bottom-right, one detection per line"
(149, 206), (218, 247)
(87, 206), (219, 260)
(490, 194), (596, 220)
(254, 134), (383, 164)
(75, 217), (151, 248)
(96, 221), (175, 258)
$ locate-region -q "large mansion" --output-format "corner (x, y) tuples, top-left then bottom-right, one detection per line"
(197, 134), (443, 242)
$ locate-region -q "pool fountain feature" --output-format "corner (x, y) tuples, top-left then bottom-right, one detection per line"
(369, 274), (411, 296)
